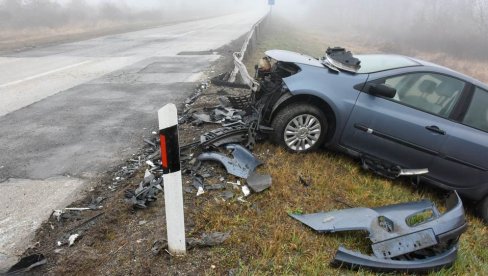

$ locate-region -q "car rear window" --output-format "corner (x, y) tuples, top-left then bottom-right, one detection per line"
(463, 87), (488, 132)
(356, 55), (420, 74)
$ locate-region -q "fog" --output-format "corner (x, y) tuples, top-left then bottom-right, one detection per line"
(0, 0), (267, 29)
(271, 0), (488, 59)
(1, 0), (487, 59)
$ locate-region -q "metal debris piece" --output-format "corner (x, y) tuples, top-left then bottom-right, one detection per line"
(192, 175), (204, 190)
(144, 138), (156, 147)
(68, 234), (80, 246)
(221, 191), (234, 201)
(228, 180), (241, 190)
(193, 113), (214, 123)
(52, 210), (65, 221)
(200, 126), (249, 148)
(144, 170), (155, 183)
(196, 186), (205, 196)
(7, 253), (46, 274)
(151, 240), (168, 256)
(361, 156), (429, 179)
(241, 185), (251, 197)
(125, 175), (163, 208)
(290, 192), (467, 273)
(197, 144), (262, 179)
(206, 184), (225, 190)
(186, 232), (230, 249)
(146, 160), (156, 168)
(246, 173), (272, 192)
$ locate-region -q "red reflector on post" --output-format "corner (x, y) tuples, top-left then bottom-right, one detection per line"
(160, 134), (168, 169)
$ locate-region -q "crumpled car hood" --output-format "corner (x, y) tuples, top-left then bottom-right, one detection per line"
(265, 50), (324, 68)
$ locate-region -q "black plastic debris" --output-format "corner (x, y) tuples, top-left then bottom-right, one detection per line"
(7, 254), (46, 274)
(125, 170), (163, 208)
(200, 126), (249, 149)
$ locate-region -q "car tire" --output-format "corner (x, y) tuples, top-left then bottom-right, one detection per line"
(477, 196), (488, 224)
(271, 103), (328, 153)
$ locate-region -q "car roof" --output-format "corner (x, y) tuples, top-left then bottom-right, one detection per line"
(355, 54), (421, 73)
(359, 54), (488, 89)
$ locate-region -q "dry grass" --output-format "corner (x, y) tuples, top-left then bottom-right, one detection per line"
(192, 16), (488, 275)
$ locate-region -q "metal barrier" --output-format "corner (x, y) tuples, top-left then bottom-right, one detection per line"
(228, 12), (269, 91)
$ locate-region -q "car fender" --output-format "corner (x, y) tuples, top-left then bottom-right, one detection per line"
(279, 65), (368, 143)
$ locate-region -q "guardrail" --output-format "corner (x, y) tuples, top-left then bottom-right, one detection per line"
(229, 12), (269, 91)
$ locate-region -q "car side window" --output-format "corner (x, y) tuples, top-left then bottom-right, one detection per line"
(463, 87), (488, 132)
(379, 73), (465, 118)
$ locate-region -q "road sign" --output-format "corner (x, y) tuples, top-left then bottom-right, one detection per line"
(268, 0), (275, 6)
(158, 103), (186, 254)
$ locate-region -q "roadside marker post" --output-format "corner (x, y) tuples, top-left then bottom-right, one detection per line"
(158, 103), (186, 254)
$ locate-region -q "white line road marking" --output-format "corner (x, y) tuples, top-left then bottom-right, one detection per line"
(0, 60), (91, 88)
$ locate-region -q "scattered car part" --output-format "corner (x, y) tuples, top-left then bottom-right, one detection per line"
(331, 244), (459, 273)
(151, 240), (168, 256)
(221, 191), (235, 201)
(361, 156), (429, 179)
(7, 253), (46, 274)
(68, 234), (80, 247)
(197, 144), (262, 179)
(125, 170), (163, 208)
(241, 185), (251, 197)
(200, 126), (249, 148)
(246, 173), (272, 192)
(206, 184), (226, 190)
(192, 175), (204, 191)
(322, 47), (361, 73)
(186, 232), (231, 249)
(290, 192), (467, 272)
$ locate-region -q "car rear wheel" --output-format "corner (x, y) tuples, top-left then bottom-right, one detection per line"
(477, 196), (488, 224)
(271, 103), (328, 153)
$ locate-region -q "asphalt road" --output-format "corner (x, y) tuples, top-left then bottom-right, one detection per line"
(0, 11), (265, 270)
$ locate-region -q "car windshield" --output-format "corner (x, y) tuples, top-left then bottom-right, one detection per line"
(355, 55), (420, 74)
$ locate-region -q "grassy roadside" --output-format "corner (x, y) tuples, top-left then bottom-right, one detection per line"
(21, 15), (487, 275)
(193, 16), (488, 275)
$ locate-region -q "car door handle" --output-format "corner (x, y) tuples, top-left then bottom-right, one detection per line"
(425, 125), (446, 135)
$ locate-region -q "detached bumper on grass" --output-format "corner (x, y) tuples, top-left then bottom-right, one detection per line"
(290, 191), (467, 273)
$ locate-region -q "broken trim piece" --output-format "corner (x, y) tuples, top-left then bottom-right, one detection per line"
(290, 192), (467, 272)
(197, 144), (262, 179)
(332, 244), (458, 273)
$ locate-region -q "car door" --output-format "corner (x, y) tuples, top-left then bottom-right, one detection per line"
(427, 86), (488, 199)
(341, 72), (466, 172)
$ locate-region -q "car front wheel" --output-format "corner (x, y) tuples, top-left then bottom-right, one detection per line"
(271, 103), (328, 153)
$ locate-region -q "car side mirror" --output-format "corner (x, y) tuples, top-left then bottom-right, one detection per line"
(369, 84), (396, 98)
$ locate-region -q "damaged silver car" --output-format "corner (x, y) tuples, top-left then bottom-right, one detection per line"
(239, 47), (488, 222)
